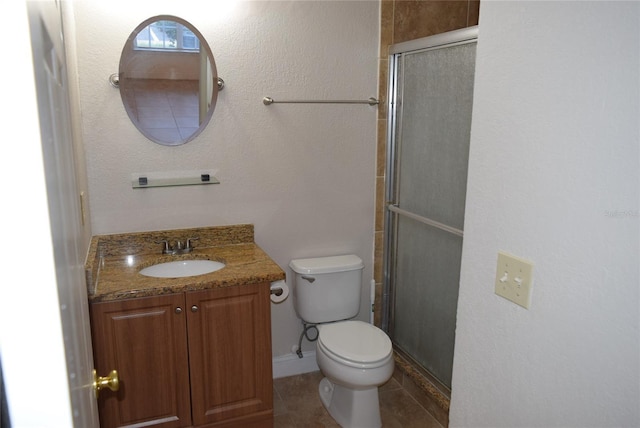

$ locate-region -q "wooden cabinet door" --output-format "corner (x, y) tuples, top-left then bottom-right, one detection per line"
(186, 283), (273, 426)
(90, 294), (192, 428)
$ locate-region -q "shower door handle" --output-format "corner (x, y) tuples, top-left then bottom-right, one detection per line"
(301, 275), (316, 283)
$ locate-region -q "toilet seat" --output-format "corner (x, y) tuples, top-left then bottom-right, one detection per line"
(318, 321), (392, 369)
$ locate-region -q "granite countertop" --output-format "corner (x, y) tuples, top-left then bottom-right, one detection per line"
(86, 224), (286, 303)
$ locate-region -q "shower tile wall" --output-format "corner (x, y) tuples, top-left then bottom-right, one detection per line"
(374, 1), (480, 425)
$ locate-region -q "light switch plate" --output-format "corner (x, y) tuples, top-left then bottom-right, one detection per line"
(495, 251), (534, 309)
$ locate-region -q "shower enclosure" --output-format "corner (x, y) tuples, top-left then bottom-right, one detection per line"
(383, 27), (477, 391)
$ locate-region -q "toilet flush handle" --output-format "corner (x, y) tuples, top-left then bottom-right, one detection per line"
(301, 275), (316, 283)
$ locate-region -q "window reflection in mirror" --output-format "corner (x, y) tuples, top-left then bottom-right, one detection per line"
(118, 16), (218, 146)
(135, 20), (200, 51)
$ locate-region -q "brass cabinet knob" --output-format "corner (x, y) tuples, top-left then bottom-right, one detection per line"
(93, 369), (119, 398)
(191, 305), (198, 313)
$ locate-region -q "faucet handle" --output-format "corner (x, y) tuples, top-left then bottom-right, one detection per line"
(156, 240), (172, 254)
(185, 237), (199, 250)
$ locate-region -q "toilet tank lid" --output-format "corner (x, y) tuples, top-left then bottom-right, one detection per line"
(289, 255), (364, 274)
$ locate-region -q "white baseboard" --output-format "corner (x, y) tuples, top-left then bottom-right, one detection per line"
(272, 351), (319, 379)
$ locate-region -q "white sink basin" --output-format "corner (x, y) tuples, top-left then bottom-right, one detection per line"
(139, 260), (225, 278)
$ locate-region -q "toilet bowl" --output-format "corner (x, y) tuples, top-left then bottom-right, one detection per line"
(315, 320), (394, 428)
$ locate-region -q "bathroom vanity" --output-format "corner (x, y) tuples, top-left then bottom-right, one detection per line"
(86, 225), (285, 428)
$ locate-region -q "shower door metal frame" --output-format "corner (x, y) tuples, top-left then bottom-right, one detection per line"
(382, 26), (478, 390)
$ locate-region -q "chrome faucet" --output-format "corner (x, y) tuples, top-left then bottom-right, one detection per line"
(156, 238), (199, 255)
(157, 240), (173, 254)
(184, 238), (199, 252)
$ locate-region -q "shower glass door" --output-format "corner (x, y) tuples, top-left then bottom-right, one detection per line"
(384, 28), (477, 390)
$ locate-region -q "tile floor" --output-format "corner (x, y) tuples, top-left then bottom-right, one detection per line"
(121, 78), (201, 145)
(273, 371), (444, 428)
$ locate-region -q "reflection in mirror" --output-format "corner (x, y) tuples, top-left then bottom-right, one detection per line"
(118, 16), (218, 146)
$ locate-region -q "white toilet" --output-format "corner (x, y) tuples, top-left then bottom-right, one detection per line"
(289, 255), (394, 428)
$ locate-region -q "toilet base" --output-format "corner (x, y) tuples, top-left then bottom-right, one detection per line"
(318, 377), (382, 428)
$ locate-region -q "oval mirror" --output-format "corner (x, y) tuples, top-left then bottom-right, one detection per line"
(118, 15), (219, 146)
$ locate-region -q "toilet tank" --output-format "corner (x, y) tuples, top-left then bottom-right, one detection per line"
(289, 255), (364, 324)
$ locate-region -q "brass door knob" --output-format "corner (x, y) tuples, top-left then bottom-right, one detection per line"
(93, 369), (119, 398)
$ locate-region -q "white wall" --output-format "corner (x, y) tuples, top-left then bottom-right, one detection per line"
(126, 50), (201, 80)
(72, 1), (379, 357)
(451, 2), (639, 427)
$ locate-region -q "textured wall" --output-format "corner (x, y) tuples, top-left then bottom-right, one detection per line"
(72, 1), (379, 357)
(451, 2), (639, 426)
